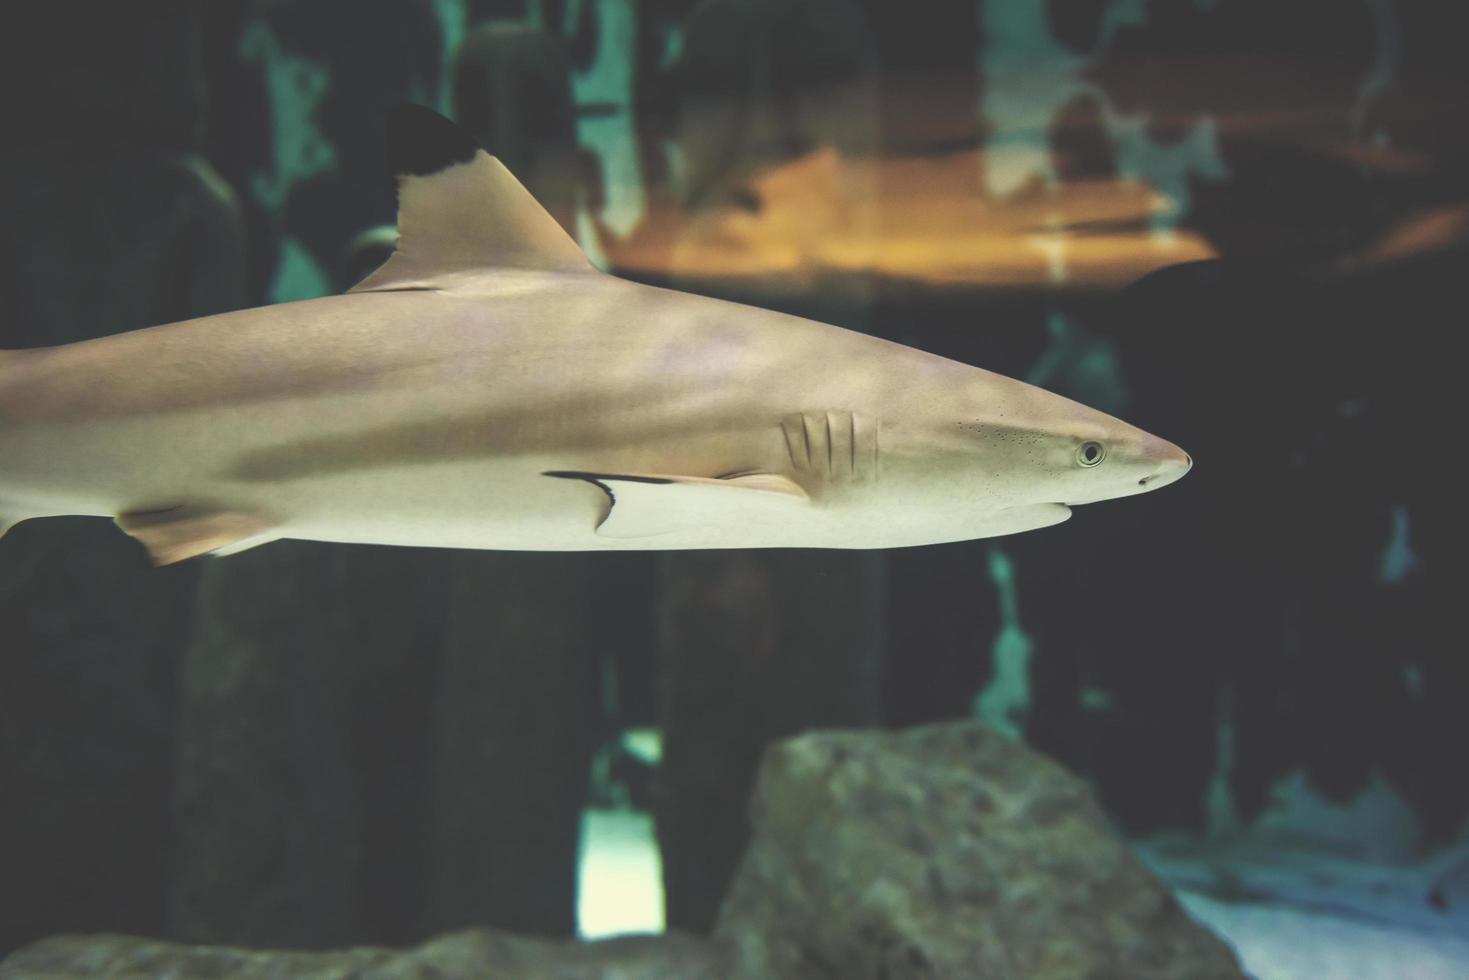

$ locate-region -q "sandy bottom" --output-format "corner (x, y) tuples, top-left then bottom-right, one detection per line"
(1177, 892), (1469, 980)
(576, 807), (1469, 979)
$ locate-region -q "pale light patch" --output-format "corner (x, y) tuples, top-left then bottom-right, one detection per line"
(978, 2), (1081, 197)
(269, 236), (332, 304)
(978, 0), (1230, 234)
(973, 545), (1032, 739)
(1204, 686), (1241, 837)
(431, 0), (468, 113)
(1256, 770), (1422, 863)
(569, 0), (646, 238)
(621, 727), (663, 766)
(1378, 505), (1419, 585)
(577, 807), (664, 938)
(1355, 0), (1402, 138)
(575, 189), (610, 271)
(241, 21), (337, 213)
(1111, 114), (1229, 234)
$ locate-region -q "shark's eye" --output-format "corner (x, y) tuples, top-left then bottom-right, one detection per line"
(1077, 441), (1106, 467)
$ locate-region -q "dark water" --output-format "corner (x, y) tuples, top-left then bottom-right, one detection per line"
(1, 0), (1465, 959)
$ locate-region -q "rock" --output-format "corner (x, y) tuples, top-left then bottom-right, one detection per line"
(6, 721), (1245, 978)
(0, 929), (731, 980)
(715, 720), (1245, 979)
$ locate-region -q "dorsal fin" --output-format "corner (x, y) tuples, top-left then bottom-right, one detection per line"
(350, 104), (594, 292)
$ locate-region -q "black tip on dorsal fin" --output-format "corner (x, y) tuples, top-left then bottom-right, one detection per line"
(387, 104), (481, 179)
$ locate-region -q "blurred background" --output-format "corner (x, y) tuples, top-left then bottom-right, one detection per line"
(1, 0), (1466, 975)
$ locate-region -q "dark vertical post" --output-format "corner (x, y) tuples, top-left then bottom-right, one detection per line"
(0, 1), (241, 956)
(168, 545), (368, 947)
(655, 550), (884, 932)
(424, 551), (595, 938)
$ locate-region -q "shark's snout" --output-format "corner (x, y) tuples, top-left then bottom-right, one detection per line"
(1138, 442), (1192, 489)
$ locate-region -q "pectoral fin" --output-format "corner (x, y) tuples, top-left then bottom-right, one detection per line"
(116, 506), (278, 565)
(544, 471), (809, 540)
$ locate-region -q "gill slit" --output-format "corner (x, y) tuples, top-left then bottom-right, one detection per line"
(826, 411), (834, 472)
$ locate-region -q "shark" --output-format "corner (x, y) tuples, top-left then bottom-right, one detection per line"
(0, 106), (1190, 565)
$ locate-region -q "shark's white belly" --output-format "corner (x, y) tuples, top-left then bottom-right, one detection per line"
(244, 455), (1066, 552)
